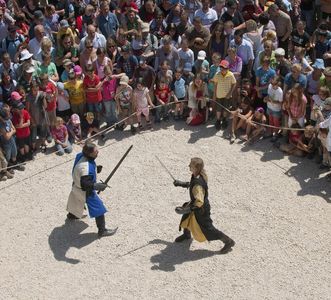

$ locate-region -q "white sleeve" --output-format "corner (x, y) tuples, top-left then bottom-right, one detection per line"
(319, 117), (331, 129)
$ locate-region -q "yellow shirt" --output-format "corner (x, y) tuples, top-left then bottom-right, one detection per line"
(64, 80), (85, 105)
(212, 70), (236, 99)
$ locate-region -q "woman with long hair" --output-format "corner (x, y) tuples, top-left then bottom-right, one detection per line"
(79, 38), (97, 68)
(187, 73), (209, 125)
(208, 21), (227, 59)
(93, 47), (113, 80)
(165, 23), (181, 48)
(173, 157), (235, 254)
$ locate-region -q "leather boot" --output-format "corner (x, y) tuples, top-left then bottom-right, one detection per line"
(175, 229), (191, 242)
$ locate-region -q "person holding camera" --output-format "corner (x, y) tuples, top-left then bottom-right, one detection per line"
(67, 142), (118, 238)
(173, 157), (235, 254)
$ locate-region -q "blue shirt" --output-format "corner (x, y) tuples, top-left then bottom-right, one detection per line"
(284, 73), (307, 89)
(172, 78), (186, 99)
(97, 12), (119, 39)
(230, 39), (254, 65)
(256, 67), (276, 96)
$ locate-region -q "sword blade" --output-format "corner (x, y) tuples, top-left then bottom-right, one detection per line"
(155, 155), (175, 181)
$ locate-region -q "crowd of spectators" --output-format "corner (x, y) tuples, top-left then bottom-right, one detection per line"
(1, 0), (331, 181)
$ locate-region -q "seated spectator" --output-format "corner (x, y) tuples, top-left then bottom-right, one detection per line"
(244, 107), (267, 144)
(52, 117), (73, 155)
(66, 113), (82, 144)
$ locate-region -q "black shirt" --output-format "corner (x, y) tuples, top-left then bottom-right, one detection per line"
(291, 30), (310, 47)
(220, 11), (245, 27)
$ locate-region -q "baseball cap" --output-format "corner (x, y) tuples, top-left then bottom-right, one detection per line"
(11, 91), (22, 101)
(34, 10), (44, 20)
(60, 19), (69, 28)
(139, 57), (146, 64)
(141, 22), (150, 33)
(63, 59), (72, 67)
(312, 59), (325, 70)
(219, 60), (229, 68)
(274, 48), (285, 56)
(74, 65), (82, 75)
(197, 50), (206, 60)
(12, 101), (25, 110)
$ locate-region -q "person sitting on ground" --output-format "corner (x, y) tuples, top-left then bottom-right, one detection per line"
(244, 107), (267, 144)
(278, 123), (306, 157)
(81, 112), (104, 140)
(51, 116), (73, 156)
(67, 113), (82, 144)
(229, 95), (253, 143)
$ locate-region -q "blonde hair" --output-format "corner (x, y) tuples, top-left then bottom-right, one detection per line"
(190, 157), (208, 182)
(56, 117), (64, 125)
(246, 19), (257, 32)
(41, 37), (53, 52)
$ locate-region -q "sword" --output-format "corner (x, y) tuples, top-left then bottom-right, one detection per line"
(155, 155), (175, 181)
(98, 145), (133, 194)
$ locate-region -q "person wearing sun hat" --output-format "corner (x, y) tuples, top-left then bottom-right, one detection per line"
(212, 59), (236, 130)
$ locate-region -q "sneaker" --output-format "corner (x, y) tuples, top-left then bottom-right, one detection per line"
(147, 121), (152, 129)
(7, 168), (14, 175)
(98, 227), (118, 238)
(46, 135), (53, 144)
(220, 239), (235, 254)
(40, 145), (47, 153)
(319, 163), (329, 170)
(220, 120), (228, 130)
(0, 174), (7, 181)
(215, 120), (221, 130)
(14, 164), (25, 171)
(130, 125), (136, 135)
(229, 134), (235, 144)
(271, 135), (278, 143)
(67, 213), (79, 220)
(138, 123), (143, 129)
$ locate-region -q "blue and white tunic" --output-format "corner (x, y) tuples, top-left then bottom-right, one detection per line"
(67, 153), (107, 218)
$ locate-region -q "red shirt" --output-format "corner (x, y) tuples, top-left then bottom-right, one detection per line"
(83, 74), (102, 104)
(40, 82), (57, 112)
(155, 86), (171, 104)
(12, 109), (31, 138)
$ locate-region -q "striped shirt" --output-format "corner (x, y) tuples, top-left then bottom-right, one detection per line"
(212, 70), (236, 99)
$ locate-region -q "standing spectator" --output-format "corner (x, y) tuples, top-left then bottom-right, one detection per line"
(37, 52), (59, 82)
(96, 1), (119, 40)
(220, 0), (245, 30)
(208, 22), (228, 59)
(117, 45), (139, 79)
(194, 0), (218, 30)
(268, 4), (292, 57)
(0, 24), (25, 61)
(274, 48), (291, 81)
(185, 16), (211, 57)
(28, 25), (46, 60)
(83, 64), (104, 121)
(154, 35), (179, 71)
(230, 29), (254, 79)
(56, 82), (71, 121)
(212, 60), (237, 130)
(284, 64), (307, 95)
(64, 70), (85, 117)
(79, 25), (107, 52)
(286, 85), (307, 127)
(79, 38), (97, 67)
(0, 52), (18, 81)
(0, 71), (17, 104)
(93, 47), (113, 80)
(11, 99), (31, 161)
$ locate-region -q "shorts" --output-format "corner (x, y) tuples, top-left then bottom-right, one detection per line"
(31, 125), (47, 143)
(267, 108), (282, 118)
(86, 102), (102, 113)
(16, 136), (30, 149)
(137, 106), (149, 117)
(216, 98), (232, 112)
(2, 138), (17, 161)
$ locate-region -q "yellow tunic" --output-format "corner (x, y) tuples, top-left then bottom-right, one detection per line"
(180, 185), (207, 242)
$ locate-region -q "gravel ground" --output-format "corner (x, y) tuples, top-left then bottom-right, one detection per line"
(0, 122), (330, 300)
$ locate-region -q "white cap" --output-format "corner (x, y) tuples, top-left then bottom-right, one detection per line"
(197, 50), (206, 60)
(274, 48), (285, 56)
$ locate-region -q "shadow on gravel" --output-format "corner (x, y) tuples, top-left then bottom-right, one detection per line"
(149, 239), (218, 272)
(48, 219), (97, 264)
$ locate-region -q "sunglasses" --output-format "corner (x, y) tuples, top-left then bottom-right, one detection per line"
(86, 46), (93, 49)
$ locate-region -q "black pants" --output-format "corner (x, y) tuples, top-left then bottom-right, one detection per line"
(95, 215), (106, 232)
(278, 38), (290, 58)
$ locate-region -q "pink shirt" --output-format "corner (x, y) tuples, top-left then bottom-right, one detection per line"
(102, 78), (117, 101)
(52, 124), (67, 143)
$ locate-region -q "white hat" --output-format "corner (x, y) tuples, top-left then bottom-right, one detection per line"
(20, 49), (33, 61)
(141, 22), (150, 33)
(274, 48), (285, 56)
(24, 65), (36, 73)
(119, 75), (129, 85)
(197, 50), (206, 60)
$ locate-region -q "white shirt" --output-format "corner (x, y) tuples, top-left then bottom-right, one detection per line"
(319, 116), (331, 151)
(79, 33), (107, 51)
(194, 8), (218, 29)
(267, 84), (283, 112)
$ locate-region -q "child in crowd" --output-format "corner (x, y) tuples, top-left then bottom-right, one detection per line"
(81, 112), (104, 139)
(171, 68), (186, 120)
(133, 78), (154, 129)
(311, 86), (330, 125)
(11, 100), (31, 161)
(292, 47), (313, 75)
(244, 107), (267, 144)
(83, 64), (103, 122)
(230, 96), (253, 143)
(115, 75), (135, 133)
(52, 117), (72, 156)
(56, 82), (71, 122)
(101, 66), (125, 127)
(265, 76), (283, 142)
(155, 79), (171, 123)
(279, 124), (305, 157)
(66, 113), (82, 144)
(208, 53), (221, 118)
